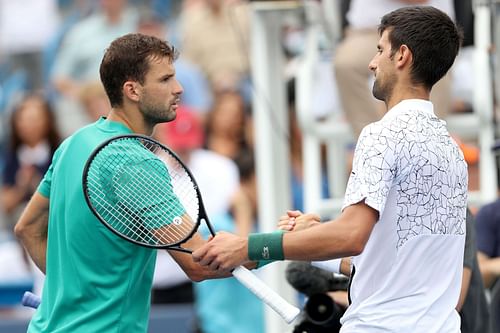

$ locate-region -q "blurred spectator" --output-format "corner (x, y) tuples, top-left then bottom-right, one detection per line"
(475, 198), (500, 290)
(178, 0), (250, 95)
(51, 0), (138, 98)
(0, 0), (60, 90)
(156, 106), (240, 218)
(333, 0), (455, 138)
(205, 91), (250, 161)
(459, 209), (491, 333)
(50, 0), (139, 136)
(42, 0), (95, 91)
(230, 149), (258, 237)
(155, 107), (263, 333)
(1, 94), (61, 231)
(286, 78), (330, 212)
(152, 106), (240, 304)
(1, 94), (60, 300)
(78, 81), (111, 121)
(137, 7), (214, 117)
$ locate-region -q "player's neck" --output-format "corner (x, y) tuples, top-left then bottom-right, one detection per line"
(385, 85), (429, 111)
(107, 108), (154, 136)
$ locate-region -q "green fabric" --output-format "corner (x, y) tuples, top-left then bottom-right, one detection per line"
(248, 230), (285, 261)
(87, 139), (186, 245)
(29, 118), (158, 333)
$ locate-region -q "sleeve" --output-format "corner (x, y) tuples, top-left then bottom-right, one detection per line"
(114, 158), (187, 230)
(475, 202), (498, 257)
(36, 141), (67, 198)
(342, 124), (398, 216)
(463, 209), (476, 269)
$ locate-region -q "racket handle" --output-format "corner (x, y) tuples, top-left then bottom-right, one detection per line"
(22, 291), (41, 309)
(232, 266), (301, 324)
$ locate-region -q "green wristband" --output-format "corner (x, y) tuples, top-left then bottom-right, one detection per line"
(248, 231), (285, 261)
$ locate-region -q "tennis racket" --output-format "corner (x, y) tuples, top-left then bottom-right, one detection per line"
(82, 134), (300, 323)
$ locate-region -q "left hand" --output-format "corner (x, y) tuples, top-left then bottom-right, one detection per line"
(192, 231), (248, 272)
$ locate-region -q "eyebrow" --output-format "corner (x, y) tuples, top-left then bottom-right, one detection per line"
(160, 72), (175, 80)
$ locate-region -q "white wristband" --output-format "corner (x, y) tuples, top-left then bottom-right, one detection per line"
(311, 258), (342, 274)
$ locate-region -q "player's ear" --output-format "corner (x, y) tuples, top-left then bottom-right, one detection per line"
(396, 44), (412, 69)
(123, 81), (141, 102)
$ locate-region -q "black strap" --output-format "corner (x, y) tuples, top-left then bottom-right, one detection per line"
(347, 265), (355, 305)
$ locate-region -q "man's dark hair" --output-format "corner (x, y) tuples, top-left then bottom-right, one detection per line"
(379, 6), (463, 89)
(99, 33), (179, 107)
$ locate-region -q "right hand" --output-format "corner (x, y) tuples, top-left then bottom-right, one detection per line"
(277, 210), (321, 232)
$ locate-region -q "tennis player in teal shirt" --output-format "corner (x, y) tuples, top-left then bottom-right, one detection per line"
(15, 33), (231, 333)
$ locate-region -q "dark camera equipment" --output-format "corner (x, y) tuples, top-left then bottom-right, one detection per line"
(286, 261), (348, 333)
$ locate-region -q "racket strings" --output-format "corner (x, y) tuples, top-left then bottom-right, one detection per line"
(88, 169), (190, 245)
(86, 137), (200, 247)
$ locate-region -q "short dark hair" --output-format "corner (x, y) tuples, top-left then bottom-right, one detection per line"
(379, 6), (463, 89)
(99, 33), (179, 107)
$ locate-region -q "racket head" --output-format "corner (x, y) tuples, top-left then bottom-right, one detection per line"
(82, 134), (208, 249)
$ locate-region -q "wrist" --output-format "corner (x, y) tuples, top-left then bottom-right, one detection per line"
(248, 230), (285, 261)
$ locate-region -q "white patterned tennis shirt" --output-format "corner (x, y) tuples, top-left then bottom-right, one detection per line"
(340, 99), (468, 333)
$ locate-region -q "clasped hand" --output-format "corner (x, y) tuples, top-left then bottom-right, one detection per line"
(192, 210), (321, 271)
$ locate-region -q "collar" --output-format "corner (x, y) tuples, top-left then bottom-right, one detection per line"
(96, 116), (133, 133)
(383, 99), (435, 120)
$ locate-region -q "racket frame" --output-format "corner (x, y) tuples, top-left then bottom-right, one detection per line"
(82, 134), (214, 252)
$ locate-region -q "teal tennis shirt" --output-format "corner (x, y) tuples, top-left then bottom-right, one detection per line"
(29, 118), (157, 333)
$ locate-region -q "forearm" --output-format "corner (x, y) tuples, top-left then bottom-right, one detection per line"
(456, 266), (472, 311)
(477, 253), (500, 288)
(14, 193), (49, 274)
(22, 228), (47, 274)
(168, 249), (232, 281)
(283, 220), (367, 261)
(169, 232), (235, 281)
(281, 203), (376, 261)
(478, 260), (500, 288)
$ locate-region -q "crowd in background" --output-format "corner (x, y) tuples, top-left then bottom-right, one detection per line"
(0, 0), (499, 333)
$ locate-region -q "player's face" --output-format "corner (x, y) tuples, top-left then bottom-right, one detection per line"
(138, 56), (183, 124)
(369, 29), (397, 103)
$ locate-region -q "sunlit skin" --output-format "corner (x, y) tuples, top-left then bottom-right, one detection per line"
(369, 30), (398, 105)
(108, 56), (183, 136)
(138, 57), (183, 125)
(368, 28), (429, 111)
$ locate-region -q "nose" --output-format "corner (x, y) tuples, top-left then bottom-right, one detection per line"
(175, 79), (184, 96)
(368, 57), (376, 72)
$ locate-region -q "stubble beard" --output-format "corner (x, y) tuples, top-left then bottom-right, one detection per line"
(372, 74), (396, 103)
(138, 100), (176, 126)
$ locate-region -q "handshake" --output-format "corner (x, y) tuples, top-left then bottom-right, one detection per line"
(192, 210), (322, 271)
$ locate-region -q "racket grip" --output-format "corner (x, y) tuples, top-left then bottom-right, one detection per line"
(232, 266), (301, 324)
(22, 291), (41, 309)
